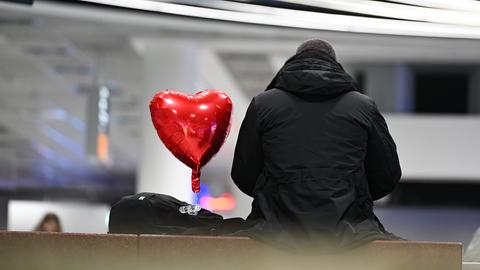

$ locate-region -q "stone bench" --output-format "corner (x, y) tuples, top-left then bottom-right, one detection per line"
(0, 231), (462, 270)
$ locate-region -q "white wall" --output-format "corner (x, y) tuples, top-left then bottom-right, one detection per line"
(386, 115), (480, 181)
(8, 200), (109, 233)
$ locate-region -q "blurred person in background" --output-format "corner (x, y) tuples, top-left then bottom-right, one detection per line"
(232, 39), (402, 251)
(34, 213), (62, 233)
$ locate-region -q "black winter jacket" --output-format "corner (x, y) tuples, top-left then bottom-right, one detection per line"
(231, 50), (402, 251)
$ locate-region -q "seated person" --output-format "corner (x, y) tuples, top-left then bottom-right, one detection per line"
(231, 39), (402, 251)
(110, 39), (402, 252)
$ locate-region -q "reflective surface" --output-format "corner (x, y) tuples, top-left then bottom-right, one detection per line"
(150, 90), (232, 193)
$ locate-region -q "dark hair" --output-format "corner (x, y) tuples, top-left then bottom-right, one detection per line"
(296, 39), (336, 60)
(34, 213), (62, 232)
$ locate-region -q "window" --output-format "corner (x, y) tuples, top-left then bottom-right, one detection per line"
(415, 72), (469, 114)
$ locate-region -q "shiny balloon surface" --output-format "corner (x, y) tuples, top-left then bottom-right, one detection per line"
(150, 90), (232, 193)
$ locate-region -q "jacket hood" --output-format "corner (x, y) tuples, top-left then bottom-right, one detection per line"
(265, 50), (359, 96)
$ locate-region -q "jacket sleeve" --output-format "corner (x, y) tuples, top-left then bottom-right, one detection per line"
(231, 98), (264, 197)
(365, 100), (402, 201)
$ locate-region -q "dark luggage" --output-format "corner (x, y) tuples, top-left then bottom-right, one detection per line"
(108, 192), (250, 236)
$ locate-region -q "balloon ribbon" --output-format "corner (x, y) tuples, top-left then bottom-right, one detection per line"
(191, 166), (201, 193)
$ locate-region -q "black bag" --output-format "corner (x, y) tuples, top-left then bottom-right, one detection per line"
(108, 193), (250, 235)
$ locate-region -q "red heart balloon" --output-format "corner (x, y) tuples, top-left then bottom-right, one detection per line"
(149, 90), (233, 193)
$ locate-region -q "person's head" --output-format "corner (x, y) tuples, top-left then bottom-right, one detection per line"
(35, 213), (62, 233)
(296, 39), (336, 60)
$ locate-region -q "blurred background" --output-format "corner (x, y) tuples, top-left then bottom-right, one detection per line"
(1, 0), (480, 248)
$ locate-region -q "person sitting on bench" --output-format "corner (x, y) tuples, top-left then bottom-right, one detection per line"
(230, 39), (402, 251)
(109, 39), (402, 252)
